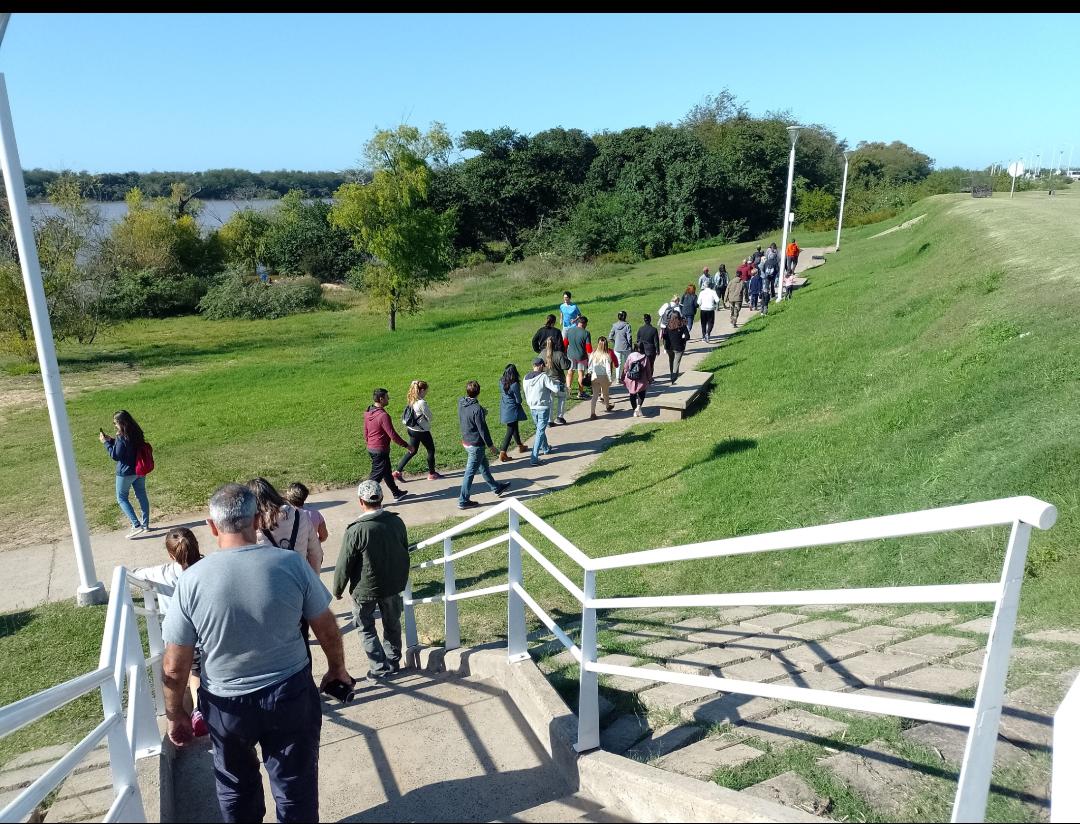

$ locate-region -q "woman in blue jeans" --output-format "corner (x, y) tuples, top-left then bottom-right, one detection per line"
(99, 409), (151, 538)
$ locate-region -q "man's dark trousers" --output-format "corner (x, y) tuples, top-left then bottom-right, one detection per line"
(199, 668), (321, 823)
(353, 594), (403, 676)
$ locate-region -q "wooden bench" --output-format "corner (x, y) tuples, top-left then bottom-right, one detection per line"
(654, 370), (713, 421)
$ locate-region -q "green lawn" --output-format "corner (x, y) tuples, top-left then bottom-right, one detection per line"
(0, 602), (106, 764)
(0, 227), (838, 547)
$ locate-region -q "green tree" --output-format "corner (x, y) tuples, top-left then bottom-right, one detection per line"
(218, 208), (270, 275)
(260, 190), (359, 281)
(851, 141), (933, 187)
(330, 125), (455, 331)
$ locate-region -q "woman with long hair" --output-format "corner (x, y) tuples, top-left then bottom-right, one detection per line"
(99, 409), (151, 538)
(587, 337), (617, 418)
(246, 477), (322, 574)
(498, 364), (529, 462)
(393, 380), (440, 481)
(679, 284), (698, 333)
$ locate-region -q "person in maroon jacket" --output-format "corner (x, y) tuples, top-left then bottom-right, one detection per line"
(364, 388), (409, 501)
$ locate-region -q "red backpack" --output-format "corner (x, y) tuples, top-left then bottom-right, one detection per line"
(135, 442), (155, 477)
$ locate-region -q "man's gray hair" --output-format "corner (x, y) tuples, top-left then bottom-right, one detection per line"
(208, 483), (257, 533)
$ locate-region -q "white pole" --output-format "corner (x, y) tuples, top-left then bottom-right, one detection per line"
(0, 75), (106, 605)
(777, 126), (800, 302)
(1069, 144), (1074, 178)
(1010, 163), (1017, 199)
(835, 150), (850, 251)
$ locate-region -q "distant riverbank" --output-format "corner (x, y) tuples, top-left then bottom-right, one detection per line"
(29, 199), (287, 232)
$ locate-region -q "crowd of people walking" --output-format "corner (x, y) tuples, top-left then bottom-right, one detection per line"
(112, 244), (807, 821)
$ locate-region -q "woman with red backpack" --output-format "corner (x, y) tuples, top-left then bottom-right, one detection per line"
(99, 409), (152, 538)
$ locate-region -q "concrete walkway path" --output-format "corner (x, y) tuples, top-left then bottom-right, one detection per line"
(1, 250), (830, 614)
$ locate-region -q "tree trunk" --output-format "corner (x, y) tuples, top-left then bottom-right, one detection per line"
(388, 302), (396, 332)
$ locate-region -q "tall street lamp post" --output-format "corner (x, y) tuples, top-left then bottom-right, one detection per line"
(777, 125), (801, 302)
(836, 150), (851, 251)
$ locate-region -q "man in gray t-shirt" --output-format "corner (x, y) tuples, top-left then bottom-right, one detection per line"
(162, 483), (352, 823)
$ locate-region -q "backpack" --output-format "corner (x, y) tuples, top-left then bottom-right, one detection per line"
(261, 507), (302, 552)
(660, 305), (681, 329)
(402, 403), (420, 429)
(135, 442), (154, 476)
(624, 357), (645, 381)
(590, 357), (612, 382)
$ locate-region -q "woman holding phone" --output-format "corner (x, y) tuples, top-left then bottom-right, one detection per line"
(99, 410), (151, 538)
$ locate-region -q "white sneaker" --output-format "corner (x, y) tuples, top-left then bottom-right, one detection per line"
(125, 526), (146, 539)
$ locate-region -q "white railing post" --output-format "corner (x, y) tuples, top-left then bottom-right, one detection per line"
(443, 537), (461, 650)
(953, 521), (1031, 823)
(99, 676), (146, 824)
(507, 508), (528, 662)
(1052, 674), (1080, 822)
(122, 603), (161, 759)
(403, 579), (419, 650)
(575, 570), (600, 752)
(142, 587), (166, 716)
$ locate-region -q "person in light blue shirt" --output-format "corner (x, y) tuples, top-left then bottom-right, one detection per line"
(559, 290), (580, 332)
(162, 483), (353, 823)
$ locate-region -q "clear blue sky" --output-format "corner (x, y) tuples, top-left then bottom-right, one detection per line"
(2, 13), (1076, 173)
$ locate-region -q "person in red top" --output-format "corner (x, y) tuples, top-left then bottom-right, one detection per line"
(364, 388), (409, 501)
(785, 239), (800, 274)
(736, 258), (754, 282)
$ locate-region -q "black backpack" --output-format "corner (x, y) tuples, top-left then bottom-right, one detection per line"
(624, 357), (645, 381)
(402, 403), (420, 429)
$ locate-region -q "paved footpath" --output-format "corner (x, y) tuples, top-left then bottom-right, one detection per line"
(0, 250), (831, 615)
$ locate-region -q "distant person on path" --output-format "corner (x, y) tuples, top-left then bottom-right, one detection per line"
(587, 336), (616, 418)
(543, 338), (572, 426)
(609, 310), (633, 383)
(636, 314), (660, 374)
(697, 266), (713, 293)
(784, 270), (797, 299)
(285, 482), (329, 544)
(393, 380), (441, 482)
(332, 480), (410, 679)
(248, 477), (323, 575)
(748, 269), (763, 311)
(532, 314), (564, 355)
(715, 264), (729, 309)
(761, 251), (779, 301)
(759, 272), (772, 316)
(523, 357), (561, 466)
(697, 281), (720, 343)
(726, 273), (745, 328)
(622, 343), (653, 418)
(498, 363), (529, 462)
(457, 381), (511, 510)
(100, 410), (151, 538)
(559, 291), (580, 333)
(162, 483), (351, 824)
(658, 294), (683, 334)
(365, 388), (409, 502)
(751, 245), (764, 266)
(679, 285), (698, 333)
(662, 314), (691, 383)
(132, 527), (207, 737)
(565, 316), (592, 399)
(736, 258), (753, 304)
(786, 239), (800, 274)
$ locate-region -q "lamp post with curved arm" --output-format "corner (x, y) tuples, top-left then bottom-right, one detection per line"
(777, 125), (801, 302)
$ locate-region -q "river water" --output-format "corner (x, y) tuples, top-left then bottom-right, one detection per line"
(28, 199), (283, 232)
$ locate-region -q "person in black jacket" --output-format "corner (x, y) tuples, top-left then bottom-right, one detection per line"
(457, 381), (511, 510)
(532, 314), (564, 354)
(636, 314), (660, 374)
(661, 314), (691, 383)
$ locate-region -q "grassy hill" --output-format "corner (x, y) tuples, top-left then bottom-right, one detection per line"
(404, 192), (1080, 635)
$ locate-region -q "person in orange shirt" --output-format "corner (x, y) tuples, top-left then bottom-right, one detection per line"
(785, 239), (801, 275)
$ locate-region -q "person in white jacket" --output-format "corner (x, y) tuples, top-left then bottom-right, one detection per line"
(697, 284), (721, 343)
(523, 357), (563, 467)
(130, 527), (208, 736)
(247, 477), (324, 574)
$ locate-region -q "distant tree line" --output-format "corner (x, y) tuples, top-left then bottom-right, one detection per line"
(21, 168), (350, 201)
(6, 88), (1050, 353)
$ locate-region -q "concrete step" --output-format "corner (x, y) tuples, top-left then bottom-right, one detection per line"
(490, 792), (606, 822)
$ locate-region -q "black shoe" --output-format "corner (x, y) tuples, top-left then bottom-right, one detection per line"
(393, 491), (409, 502)
(556, 417), (568, 426)
(494, 481), (512, 497)
(459, 499), (480, 510)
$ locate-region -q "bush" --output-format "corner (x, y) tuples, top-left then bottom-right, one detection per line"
(198, 271), (322, 320)
(102, 270), (207, 319)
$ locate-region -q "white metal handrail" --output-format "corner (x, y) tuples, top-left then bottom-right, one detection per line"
(1051, 673), (1080, 822)
(402, 495), (1057, 823)
(0, 567), (169, 823)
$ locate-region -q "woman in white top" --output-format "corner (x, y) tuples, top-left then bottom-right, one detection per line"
(247, 477), (323, 573)
(587, 337), (617, 419)
(393, 380), (442, 481)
